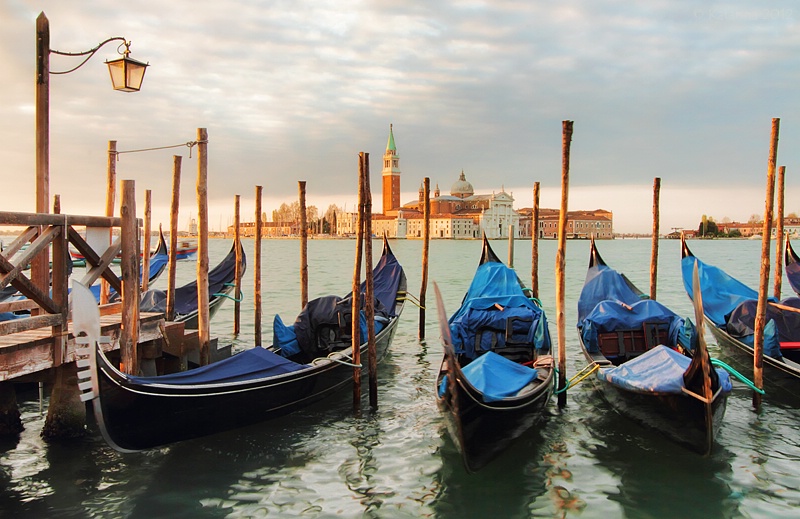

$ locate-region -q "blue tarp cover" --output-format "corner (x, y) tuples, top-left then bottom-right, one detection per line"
(439, 351), (537, 402)
(786, 247), (800, 295)
(272, 249), (400, 357)
(140, 242), (244, 315)
(578, 263), (644, 324)
(597, 345), (732, 394)
(128, 346), (305, 385)
(448, 261), (550, 358)
(680, 255), (761, 327)
(682, 255), (798, 359)
(578, 263), (691, 353)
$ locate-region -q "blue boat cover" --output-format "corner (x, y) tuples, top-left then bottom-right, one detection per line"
(786, 244), (800, 295)
(272, 248), (400, 359)
(682, 255), (797, 359)
(139, 242), (244, 315)
(578, 263), (645, 324)
(597, 345), (732, 394)
(438, 351), (538, 402)
(680, 255), (760, 327)
(448, 261), (550, 359)
(128, 346), (306, 385)
(578, 263), (694, 353)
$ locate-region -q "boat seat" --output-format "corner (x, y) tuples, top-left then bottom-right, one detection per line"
(597, 322), (669, 361)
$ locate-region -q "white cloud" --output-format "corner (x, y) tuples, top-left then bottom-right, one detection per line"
(1, 0), (797, 234)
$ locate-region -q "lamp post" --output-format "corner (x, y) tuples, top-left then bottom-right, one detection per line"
(34, 11), (148, 290)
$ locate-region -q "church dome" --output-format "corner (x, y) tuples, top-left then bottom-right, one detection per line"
(450, 170), (474, 198)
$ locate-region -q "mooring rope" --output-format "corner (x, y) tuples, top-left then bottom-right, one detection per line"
(553, 363), (600, 394)
(114, 140), (208, 159)
(711, 358), (765, 394)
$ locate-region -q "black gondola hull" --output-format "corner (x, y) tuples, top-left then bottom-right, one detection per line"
(707, 320), (800, 404)
(94, 317), (399, 451)
(435, 364), (553, 472)
(580, 346), (725, 455)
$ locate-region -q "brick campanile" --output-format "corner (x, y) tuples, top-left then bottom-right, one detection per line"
(382, 124), (401, 214)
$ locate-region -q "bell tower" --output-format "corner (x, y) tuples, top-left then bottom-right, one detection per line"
(382, 124), (401, 215)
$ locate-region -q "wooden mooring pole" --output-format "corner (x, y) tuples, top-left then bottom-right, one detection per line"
(362, 153), (378, 408)
(166, 155), (181, 322)
(254, 185), (263, 347)
(650, 177), (661, 300)
(556, 120), (573, 408)
(196, 128), (210, 365)
(352, 154), (366, 411)
(141, 189), (152, 291)
(773, 166), (786, 299)
(531, 182), (540, 299)
(508, 224), (514, 268)
(753, 117), (780, 411)
(234, 194), (242, 335)
(299, 181), (309, 308)
(101, 140), (117, 304)
(120, 179), (140, 375)
(419, 177), (430, 340)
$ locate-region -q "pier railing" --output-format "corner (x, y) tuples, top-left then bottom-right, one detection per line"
(0, 211), (135, 367)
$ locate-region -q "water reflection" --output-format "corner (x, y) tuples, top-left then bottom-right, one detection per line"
(576, 391), (741, 519)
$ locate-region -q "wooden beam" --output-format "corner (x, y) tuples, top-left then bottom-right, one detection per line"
(2, 226), (38, 257)
(0, 255), (58, 314)
(0, 225), (60, 290)
(0, 211), (123, 228)
(0, 314), (62, 336)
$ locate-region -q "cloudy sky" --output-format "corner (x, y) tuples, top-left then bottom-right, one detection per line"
(2, 1), (798, 233)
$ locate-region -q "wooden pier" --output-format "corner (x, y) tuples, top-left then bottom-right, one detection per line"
(0, 208), (216, 437)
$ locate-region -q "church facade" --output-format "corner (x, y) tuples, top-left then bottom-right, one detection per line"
(337, 125), (612, 239)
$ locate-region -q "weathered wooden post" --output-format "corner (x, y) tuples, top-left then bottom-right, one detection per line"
(774, 166), (786, 299)
(299, 180), (309, 308)
(650, 177), (661, 300)
(531, 182), (540, 299)
(196, 128), (210, 365)
(254, 185), (263, 347)
(101, 140), (117, 304)
(754, 118), (780, 411)
(234, 194), (242, 335)
(352, 154), (366, 411)
(508, 224), (515, 268)
(141, 189), (152, 291)
(120, 179), (140, 375)
(362, 153), (378, 408)
(41, 193), (84, 440)
(419, 177), (430, 339)
(51, 194), (67, 367)
(556, 120), (573, 408)
(32, 13), (50, 300)
(166, 155), (181, 322)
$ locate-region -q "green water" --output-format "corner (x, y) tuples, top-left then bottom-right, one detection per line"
(1, 238), (798, 518)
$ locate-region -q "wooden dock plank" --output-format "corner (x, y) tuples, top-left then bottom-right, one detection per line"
(0, 312), (164, 382)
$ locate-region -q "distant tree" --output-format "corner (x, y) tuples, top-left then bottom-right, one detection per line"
(721, 216), (732, 224)
(728, 229), (742, 238)
(698, 218), (719, 237)
(748, 213), (762, 224)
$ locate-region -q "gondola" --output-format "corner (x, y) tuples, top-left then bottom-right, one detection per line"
(784, 236), (800, 296)
(682, 236), (800, 400)
(139, 239), (244, 328)
(577, 238), (730, 455)
(434, 236), (554, 472)
(75, 236), (406, 452)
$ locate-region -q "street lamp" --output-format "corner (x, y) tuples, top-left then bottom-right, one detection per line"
(34, 11), (149, 290)
(36, 11), (149, 213)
